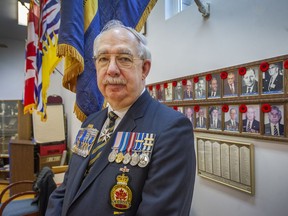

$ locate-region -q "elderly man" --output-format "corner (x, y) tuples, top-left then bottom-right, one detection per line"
(262, 63), (283, 93)
(242, 68), (258, 94)
(46, 20), (196, 216)
(265, 106), (284, 136)
(242, 106), (259, 133)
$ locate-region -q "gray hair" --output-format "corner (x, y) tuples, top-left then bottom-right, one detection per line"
(93, 20), (151, 60)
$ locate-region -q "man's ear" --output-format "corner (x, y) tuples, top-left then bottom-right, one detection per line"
(142, 60), (151, 80)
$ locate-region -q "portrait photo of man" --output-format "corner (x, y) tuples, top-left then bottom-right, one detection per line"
(242, 105), (260, 133)
(224, 106), (239, 132)
(264, 105), (284, 136)
(195, 77), (206, 99)
(174, 81), (183, 101)
(209, 106), (222, 130)
(165, 82), (173, 101)
(208, 76), (221, 98)
(224, 72), (238, 97)
(185, 106), (194, 124)
(241, 68), (258, 95)
(196, 107), (207, 129)
(183, 79), (193, 100)
(156, 84), (165, 102)
(149, 86), (157, 100)
(262, 62), (284, 94)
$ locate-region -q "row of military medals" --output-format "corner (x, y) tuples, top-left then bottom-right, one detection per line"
(108, 132), (155, 167)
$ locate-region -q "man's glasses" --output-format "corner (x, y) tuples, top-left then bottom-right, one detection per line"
(94, 53), (143, 69)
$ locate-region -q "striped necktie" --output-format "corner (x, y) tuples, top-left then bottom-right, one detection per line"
(86, 111), (118, 173)
(273, 125), (279, 136)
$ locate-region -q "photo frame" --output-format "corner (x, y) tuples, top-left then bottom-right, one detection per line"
(147, 54), (288, 142)
(196, 136), (255, 195)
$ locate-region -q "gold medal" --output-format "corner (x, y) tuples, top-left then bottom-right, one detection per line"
(115, 152), (124, 163)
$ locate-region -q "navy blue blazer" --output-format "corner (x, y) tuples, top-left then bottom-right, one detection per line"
(46, 90), (196, 216)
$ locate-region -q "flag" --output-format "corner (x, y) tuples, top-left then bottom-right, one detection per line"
(24, 0), (61, 120)
(58, 0), (158, 122)
(24, 0), (40, 114)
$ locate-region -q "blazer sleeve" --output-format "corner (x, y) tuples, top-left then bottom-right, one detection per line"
(136, 116), (196, 216)
(45, 167), (69, 216)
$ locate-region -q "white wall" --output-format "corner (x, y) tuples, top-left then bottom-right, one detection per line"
(0, 39), (25, 100)
(145, 1), (288, 216)
(1, 0), (288, 215)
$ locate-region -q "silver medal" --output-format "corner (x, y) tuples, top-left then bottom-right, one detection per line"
(123, 153), (132, 164)
(130, 152), (140, 166)
(108, 149), (117, 162)
(138, 153), (150, 168)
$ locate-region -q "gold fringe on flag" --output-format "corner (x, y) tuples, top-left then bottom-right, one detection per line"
(135, 0), (158, 32)
(58, 44), (84, 93)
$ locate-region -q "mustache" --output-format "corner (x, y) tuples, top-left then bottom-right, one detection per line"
(102, 77), (127, 85)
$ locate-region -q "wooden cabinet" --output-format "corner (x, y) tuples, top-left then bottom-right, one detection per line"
(0, 100), (32, 183)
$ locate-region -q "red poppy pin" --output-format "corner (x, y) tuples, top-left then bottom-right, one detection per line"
(220, 71), (228, 79)
(239, 104), (247, 113)
(222, 104), (229, 113)
(164, 83), (168, 88)
(260, 62), (269, 72)
(148, 86), (153, 91)
(205, 74), (212, 81)
(172, 81), (177, 87)
(238, 67), (247, 76)
(261, 104), (271, 113)
(173, 106), (178, 111)
(156, 84), (160, 90)
(193, 76), (199, 83)
(182, 79), (187, 86)
(194, 105), (200, 112)
(284, 60), (288, 69)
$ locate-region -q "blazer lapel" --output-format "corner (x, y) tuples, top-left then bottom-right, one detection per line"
(70, 91), (150, 206)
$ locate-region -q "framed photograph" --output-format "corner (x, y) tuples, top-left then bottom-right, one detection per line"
(208, 74), (221, 98)
(242, 105), (260, 133)
(264, 105), (284, 136)
(223, 71), (238, 97)
(262, 61), (284, 95)
(194, 77), (206, 99)
(184, 106), (194, 124)
(164, 83), (173, 101)
(156, 84), (165, 102)
(195, 107), (207, 129)
(148, 86), (157, 100)
(241, 67), (259, 96)
(224, 105), (239, 132)
(209, 106), (222, 130)
(196, 136), (255, 195)
(173, 81), (183, 101)
(183, 79), (193, 100)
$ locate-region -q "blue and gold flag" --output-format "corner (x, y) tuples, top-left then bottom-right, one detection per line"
(58, 0), (158, 122)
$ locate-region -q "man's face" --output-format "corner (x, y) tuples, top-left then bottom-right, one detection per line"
(95, 28), (151, 109)
(227, 73), (235, 85)
(246, 108), (255, 121)
(186, 108), (193, 117)
(186, 80), (192, 91)
(230, 109), (237, 120)
(198, 80), (205, 90)
(268, 109), (280, 124)
(212, 109), (218, 119)
(268, 64), (278, 76)
(199, 109), (204, 117)
(243, 70), (256, 87)
(211, 79), (218, 91)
